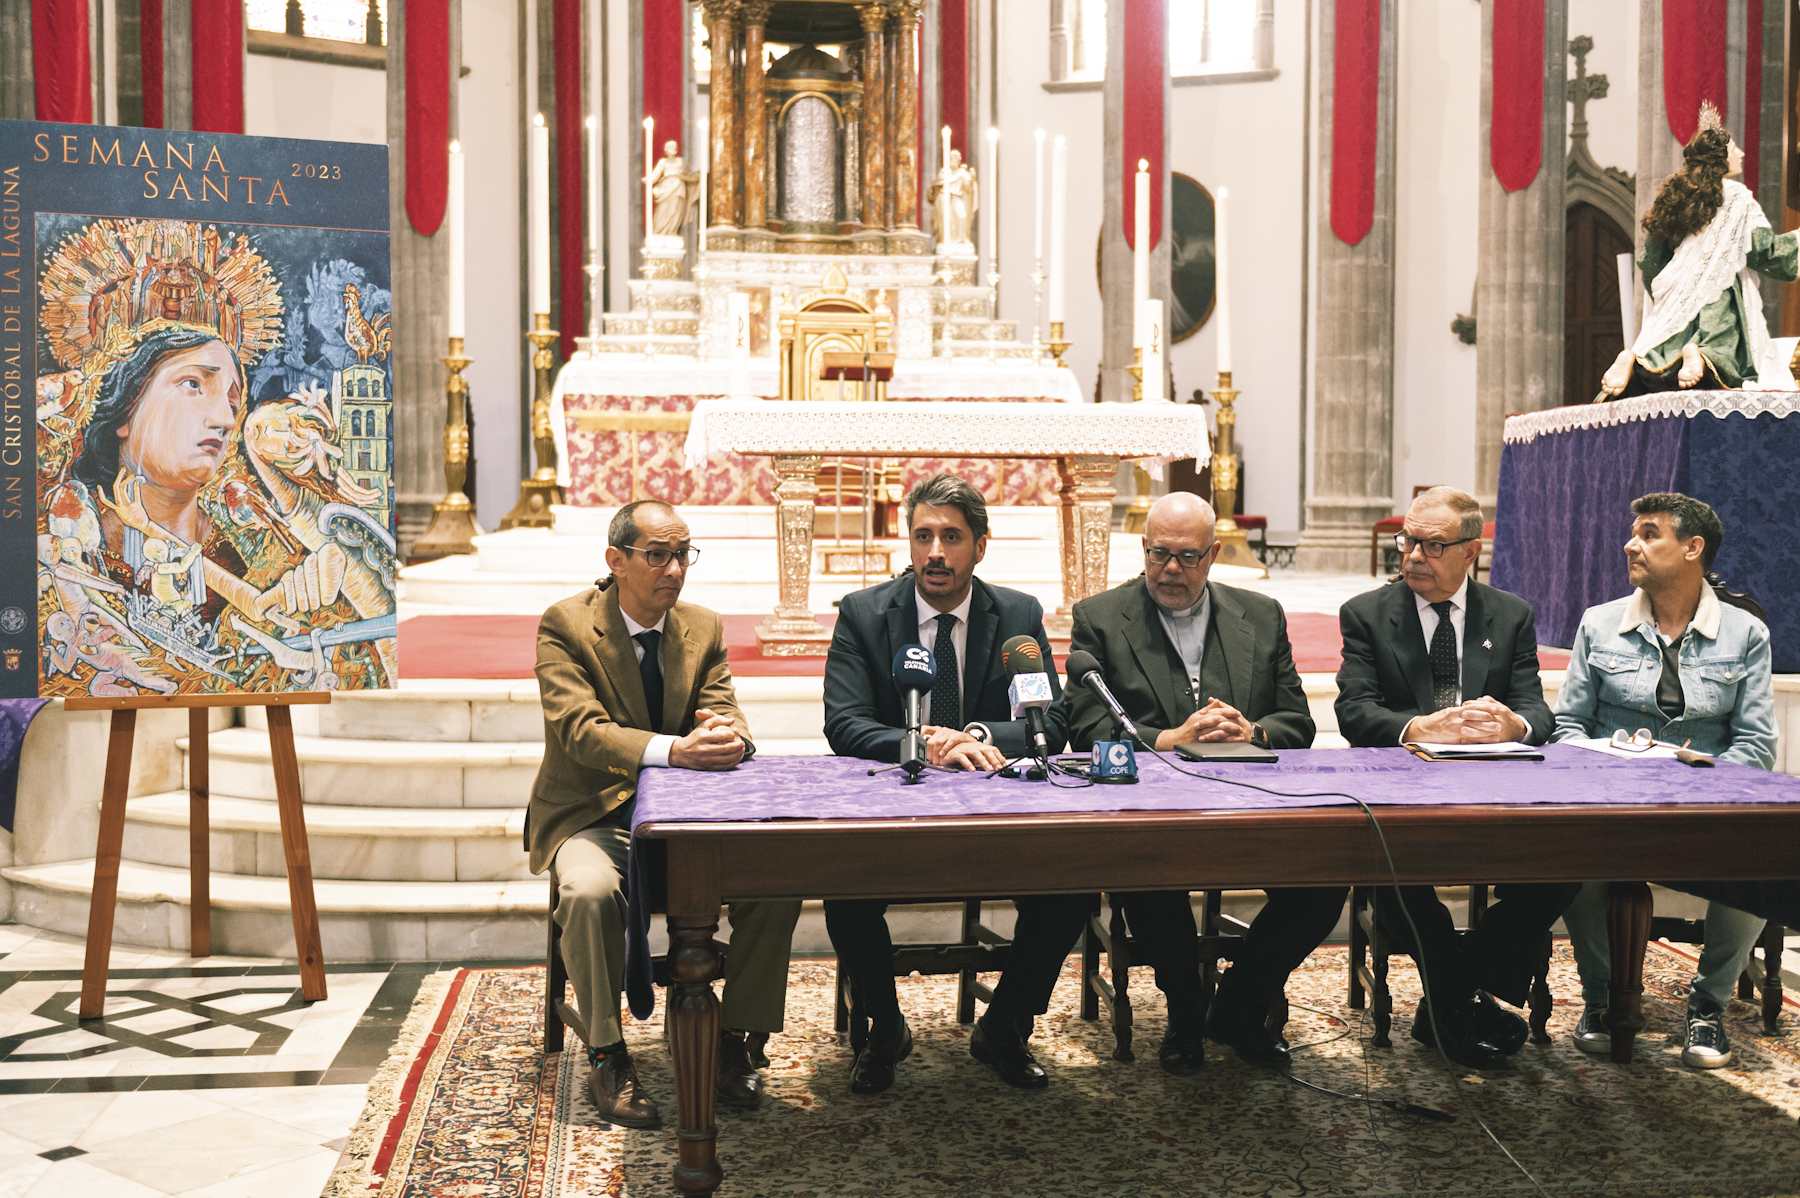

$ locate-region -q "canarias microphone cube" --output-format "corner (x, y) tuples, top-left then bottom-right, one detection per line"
(1091, 740), (1138, 783)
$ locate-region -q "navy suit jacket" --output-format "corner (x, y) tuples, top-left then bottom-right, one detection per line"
(823, 572), (1068, 762)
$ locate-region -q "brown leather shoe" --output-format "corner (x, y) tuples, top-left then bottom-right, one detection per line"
(587, 1052), (661, 1128)
(716, 1031), (766, 1110)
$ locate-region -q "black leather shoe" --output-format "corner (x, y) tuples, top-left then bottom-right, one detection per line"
(1158, 1022), (1207, 1076)
(849, 1021), (912, 1095)
(970, 1014), (1049, 1088)
(745, 1030), (771, 1070)
(1205, 1003), (1292, 1068)
(1472, 992), (1529, 1056)
(716, 1031), (765, 1110)
(1412, 997), (1507, 1070)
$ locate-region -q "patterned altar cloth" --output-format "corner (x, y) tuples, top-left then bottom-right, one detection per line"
(550, 356), (1087, 507)
(1493, 391), (1800, 671)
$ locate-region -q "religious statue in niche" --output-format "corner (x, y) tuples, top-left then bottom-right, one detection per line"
(1598, 101), (1800, 398)
(928, 148), (978, 251)
(648, 140), (701, 240)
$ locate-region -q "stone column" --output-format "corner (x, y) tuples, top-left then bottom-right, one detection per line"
(890, 1), (923, 241)
(1099, 0), (1172, 407)
(1634, 0), (1682, 242)
(741, 0), (771, 244)
(1757, 0), (1784, 331)
(163, 0), (193, 129)
(0, 2), (31, 121)
(1296, 0), (1397, 573)
(704, 0), (740, 231)
(1473, 0), (1567, 508)
(859, 2), (889, 240)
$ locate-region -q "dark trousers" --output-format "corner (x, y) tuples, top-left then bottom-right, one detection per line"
(1118, 887), (1350, 1013)
(1667, 882), (1800, 930)
(1374, 882), (1580, 1007)
(824, 894), (1092, 1024)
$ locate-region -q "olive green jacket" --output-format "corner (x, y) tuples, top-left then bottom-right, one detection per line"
(524, 580), (751, 874)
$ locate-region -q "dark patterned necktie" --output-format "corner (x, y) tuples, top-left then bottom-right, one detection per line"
(1656, 637), (1686, 722)
(634, 630), (665, 730)
(931, 614), (961, 728)
(1429, 601), (1460, 711)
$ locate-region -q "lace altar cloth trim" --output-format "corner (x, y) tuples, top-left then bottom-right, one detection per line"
(684, 400), (1210, 469)
(1502, 391), (1800, 444)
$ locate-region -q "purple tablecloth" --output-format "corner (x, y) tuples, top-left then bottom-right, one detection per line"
(1491, 399), (1800, 671)
(620, 747), (1800, 1017)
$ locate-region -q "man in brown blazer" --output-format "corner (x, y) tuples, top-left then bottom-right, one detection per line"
(528, 500), (799, 1129)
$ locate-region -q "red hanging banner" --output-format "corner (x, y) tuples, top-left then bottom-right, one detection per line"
(1664, 0), (1727, 145)
(405, 0), (450, 237)
(1329, 0), (1379, 245)
(32, 0), (92, 124)
(1489, 0), (1543, 192)
(190, 0), (245, 134)
(940, 0), (968, 159)
(555, 0), (586, 357)
(1120, 0), (1165, 251)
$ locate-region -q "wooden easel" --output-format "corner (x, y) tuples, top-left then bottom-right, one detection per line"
(64, 692), (331, 1019)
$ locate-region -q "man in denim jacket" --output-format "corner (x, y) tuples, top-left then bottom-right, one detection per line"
(1553, 492), (1777, 1068)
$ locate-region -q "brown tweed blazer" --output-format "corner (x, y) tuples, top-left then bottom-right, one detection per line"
(525, 579), (752, 874)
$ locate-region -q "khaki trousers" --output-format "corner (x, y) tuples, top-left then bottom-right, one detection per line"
(551, 805), (799, 1046)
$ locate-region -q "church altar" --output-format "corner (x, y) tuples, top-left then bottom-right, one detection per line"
(682, 398), (1210, 651)
(549, 355), (1085, 507)
(1491, 391), (1800, 672)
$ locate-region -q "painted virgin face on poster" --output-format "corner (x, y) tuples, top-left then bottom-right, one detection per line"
(0, 122), (397, 700)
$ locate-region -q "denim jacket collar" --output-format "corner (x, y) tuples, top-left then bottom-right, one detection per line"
(1618, 584), (1721, 642)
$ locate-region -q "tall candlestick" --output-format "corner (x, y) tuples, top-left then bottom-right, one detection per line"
(585, 116), (600, 261)
(1049, 135), (1067, 325)
(642, 118), (655, 240)
(984, 126), (999, 285)
(529, 114), (550, 313)
(447, 140), (465, 339)
(1033, 128), (1045, 264)
(1133, 158), (1149, 347)
(1142, 299), (1165, 402)
(1215, 185), (1232, 373)
(698, 116), (710, 237)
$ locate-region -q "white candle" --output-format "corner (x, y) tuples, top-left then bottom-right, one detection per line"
(643, 117), (655, 240)
(529, 114), (550, 314)
(942, 124), (952, 169)
(1617, 251), (1636, 345)
(1215, 185), (1231, 374)
(984, 126), (999, 281)
(447, 140), (465, 339)
(586, 116), (600, 260)
(1049, 135), (1067, 324)
(1033, 128), (1045, 264)
(1142, 299), (1165, 401)
(699, 116), (710, 233)
(1133, 158), (1149, 347)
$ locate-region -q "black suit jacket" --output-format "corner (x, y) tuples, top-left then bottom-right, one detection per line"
(1335, 578), (1553, 748)
(1066, 577), (1315, 751)
(823, 573), (1069, 762)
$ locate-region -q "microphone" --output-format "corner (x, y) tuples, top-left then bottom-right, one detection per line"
(891, 644), (936, 776)
(1064, 649), (1143, 746)
(1001, 635), (1054, 762)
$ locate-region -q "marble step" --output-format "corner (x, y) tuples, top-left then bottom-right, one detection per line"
(121, 792), (532, 882)
(0, 859), (548, 960)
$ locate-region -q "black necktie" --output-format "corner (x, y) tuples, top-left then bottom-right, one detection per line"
(1656, 637), (1686, 722)
(634, 630), (665, 730)
(1429, 601), (1459, 712)
(931, 614), (960, 728)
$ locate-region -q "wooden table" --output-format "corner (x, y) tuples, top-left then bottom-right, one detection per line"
(640, 799), (1800, 1194)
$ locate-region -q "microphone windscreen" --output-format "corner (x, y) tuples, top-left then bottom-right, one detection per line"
(891, 644), (937, 693)
(1063, 649), (1101, 685)
(999, 635), (1041, 677)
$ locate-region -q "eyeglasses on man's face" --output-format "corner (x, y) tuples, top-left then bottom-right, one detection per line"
(1145, 546), (1212, 571)
(619, 544), (700, 568)
(1394, 533), (1476, 560)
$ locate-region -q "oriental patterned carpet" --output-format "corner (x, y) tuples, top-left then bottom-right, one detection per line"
(323, 943), (1800, 1198)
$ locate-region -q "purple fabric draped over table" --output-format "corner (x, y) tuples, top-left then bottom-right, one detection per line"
(620, 747), (1800, 1018)
(1491, 404), (1800, 671)
(0, 699), (49, 834)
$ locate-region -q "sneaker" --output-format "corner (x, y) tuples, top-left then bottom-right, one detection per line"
(1572, 1006), (1611, 1055)
(1682, 998), (1732, 1069)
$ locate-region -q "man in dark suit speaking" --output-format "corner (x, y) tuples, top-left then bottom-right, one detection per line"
(1336, 485), (1577, 1068)
(823, 473), (1090, 1095)
(1067, 492), (1344, 1073)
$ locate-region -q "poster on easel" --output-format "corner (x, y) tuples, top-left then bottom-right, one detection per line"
(0, 121), (396, 700)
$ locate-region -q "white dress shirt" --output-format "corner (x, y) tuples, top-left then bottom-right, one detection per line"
(917, 586), (973, 726)
(1401, 578), (1469, 744)
(620, 608), (675, 768)
(1154, 589), (1212, 704)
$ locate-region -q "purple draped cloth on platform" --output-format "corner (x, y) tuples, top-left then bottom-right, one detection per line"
(1491, 396), (1800, 672)
(0, 699), (48, 834)
(620, 746), (1800, 1018)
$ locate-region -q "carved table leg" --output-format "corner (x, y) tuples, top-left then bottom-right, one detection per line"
(1052, 454), (1118, 636)
(756, 452), (832, 655)
(668, 913), (724, 1194)
(1606, 881), (1654, 1064)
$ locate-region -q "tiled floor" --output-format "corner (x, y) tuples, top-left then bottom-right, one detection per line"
(0, 924), (495, 1198)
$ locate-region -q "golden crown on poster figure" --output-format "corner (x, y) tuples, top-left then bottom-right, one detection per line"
(33, 217), (400, 699)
